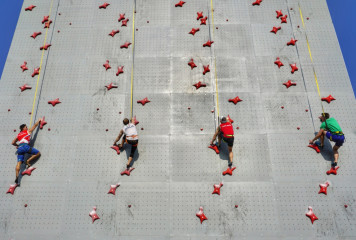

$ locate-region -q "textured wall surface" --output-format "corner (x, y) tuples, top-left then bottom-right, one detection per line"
(0, 0), (355, 239)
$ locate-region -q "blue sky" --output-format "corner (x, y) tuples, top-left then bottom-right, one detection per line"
(0, 0), (355, 97)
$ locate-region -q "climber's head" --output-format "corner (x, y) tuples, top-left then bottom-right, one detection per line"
(319, 113), (330, 122)
(220, 117), (227, 123)
(123, 118), (129, 125)
(19, 124), (27, 131)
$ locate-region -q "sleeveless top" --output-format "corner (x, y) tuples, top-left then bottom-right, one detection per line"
(17, 130), (31, 144)
(123, 123), (138, 140)
(220, 122), (234, 138)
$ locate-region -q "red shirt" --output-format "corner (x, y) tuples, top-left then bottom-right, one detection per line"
(220, 122), (234, 138)
(17, 130), (31, 144)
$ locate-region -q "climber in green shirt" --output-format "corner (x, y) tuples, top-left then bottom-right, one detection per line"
(309, 113), (345, 168)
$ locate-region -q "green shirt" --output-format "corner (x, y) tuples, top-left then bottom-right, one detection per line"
(320, 118), (343, 134)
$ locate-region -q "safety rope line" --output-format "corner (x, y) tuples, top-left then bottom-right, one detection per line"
(29, 0), (55, 127)
(130, 0), (136, 119)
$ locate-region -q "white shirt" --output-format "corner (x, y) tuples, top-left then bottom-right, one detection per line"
(123, 123), (138, 140)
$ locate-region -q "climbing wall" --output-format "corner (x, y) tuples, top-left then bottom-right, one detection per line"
(1, 0), (355, 239)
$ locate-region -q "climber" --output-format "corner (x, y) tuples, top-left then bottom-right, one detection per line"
(210, 116), (234, 168)
(113, 118), (139, 170)
(309, 113), (344, 168)
(12, 120), (42, 185)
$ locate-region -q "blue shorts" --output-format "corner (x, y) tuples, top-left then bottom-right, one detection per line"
(326, 132), (345, 147)
(16, 144), (39, 162)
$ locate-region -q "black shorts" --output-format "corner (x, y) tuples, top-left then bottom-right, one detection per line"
(123, 135), (138, 157)
(223, 137), (234, 147)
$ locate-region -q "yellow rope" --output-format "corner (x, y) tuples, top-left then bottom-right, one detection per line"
(210, 0), (219, 117)
(130, 4), (136, 119)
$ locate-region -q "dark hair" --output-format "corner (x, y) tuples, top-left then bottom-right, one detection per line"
(322, 113), (330, 119)
(20, 124), (26, 131)
(221, 117), (227, 122)
(123, 118), (129, 125)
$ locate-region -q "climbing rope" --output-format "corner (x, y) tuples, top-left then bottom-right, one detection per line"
(130, 0), (137, 119)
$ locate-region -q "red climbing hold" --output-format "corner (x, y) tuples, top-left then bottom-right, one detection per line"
(223, 167), (236, 176)
(122, 18), (129, 27)
(40, 116), (47, 129)
(306, 206), (318, 224)
(6, 184), (18, 195)
(344, 205), (348, 208)
(318, 181), (329, 195)
(111, 145), (120, 155)
(212, 182), (223, 195)
(326, 166), (339, 175)
(120, 42), (131, 49)
(19, 84), (32, 92)
(193, 81), (206, 90)
(48, 98), (61, 107)
(283, 80), (296, 89)
(121, 167), (135, 176)
(270, 26), (281, 34)
(197, 12), (203, 20)
(109, 29), (120, 37)
(252, 0), (263, 6)
(321, 95), (336, 104)
(21, 62), (28, 72)
(103, 60), (111, 70)
(229, 96), (242, 105)
(40, 44), (51, 50)
(42, 16), (49, 24)
(99, 2), (110, 9)
(32, 67), (40, 77)
(189, 28), (200, 36)
(44, 20), (52, 29)
(297, 127), (300, 130)
(25, 5), (36, 11)
(276, 10), (283, 19)
(137, 97), (151, 106)
(22, 167), (36, 176)
(31, 32), (42, 39)
(281, 15), (288, 23)
(203, 40), (214, 47)
(308, 144), (320, 153)
(203, 65), (210, 75)
(116, 66), (124, 76)
(235, 205), (238, 208)
(89, 207), (100, 223)
(106, 83), (118, 91)
(200, 16), (207, 25)
(208, 144), (220, 154)
(118, 13), (125, 22)
(188, 59), (197, 69)
(175, 1), (186, 7)
(132, 115), (139, 125)
(274, 57), (284, 68)
(196, 207), (207, 224)
(227, 115), (234, 123)
(107, 183), (120, 195)
(287, 38), (298, 46)
(290, 63), (298, 73)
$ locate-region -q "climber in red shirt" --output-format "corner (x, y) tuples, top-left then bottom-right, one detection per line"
(210, 116), (234, 168)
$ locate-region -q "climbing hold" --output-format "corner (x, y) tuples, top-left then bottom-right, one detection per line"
(141, 128), (144, 130)
(121, 168), (135, 176)
(6, 184), (18, 195)
(14, 129), (16, 132)
(281, 15), (288, 23)
(69, 23), (72, 25)
(121, 18), (129, 27)
(22, 167), (36, 176)
(188, 59), (197, 69)
(103, 60), (111, 70)
(305, 109), (309, 112)
(226, 19), (228, 22)
(227, 115), (234, 123)
(307, 17), (309, 20)
(96, 107), (99, 111)
(25, 5), (36, 11)
(40, 116), (47, 129)
(223, 166), (236, 176)
(107, 183), (120, 195)
(31, 32), (42, 39)
(21, 62), (28, 72)
(19, 84), (32, 92)
(236, 127), (239, 130)
(106, 83), (118, 91)
(203, 65), (210, 75)
(118, 13), (125, 22)
(318, 181), (329, 195)
(189, 28), (200, 36)
(283, 80), (296, 88)
(106, 129), (109, 132)
(211, 110), (214, 113)
(137, 97), (151, 106)
(40, 44), (51, 50)
(196, 207), (207, 224)
(297, 127), (300, 130)
(111, 145), (120, 155)
(99, 3), (110, 9)
(48, 98), (61, 107)
(44, 20), (52, 28)
(147, 21), (149, 23)
(344, 205), (348, 208)
(228, 96), (242, 105)
(175, 1), (186, 7)
(128, 205), (132, 208)
(274, 57), (284, 68)
(29, 112), (32, 115)
(24, 204), (28, 207)
(120, 42), (131, 49)
(188, 107), (191, 110)
(200, 128), (204, 131)
(290, 63), (298, 73)
(89, 207), (100, 223)
(321, 95), (336, 104)
(48, 128), (51, 131)
(212, 182), (223, 195)
(197, 12), (203, 20)
(116, 66), (124, 76)
(132, 115), (139, 125)
(32, 67), (40, 77)
(252, 0), (262, 6)
(287, 38), (298, 46)
(42, 16), (49, 24)
(235, 205), (238, 208)
(308, 144), (320, 153)
(326, 166), (339, 175)
(193, 81), (206, 90)
(208, 144), (220, 154)
(281, 106), (284, 109)
(270, 26), (281, 34)
(306, 206), (318, 224)
(203, 40), (214, 47)
(200, 16), (207, 25)
(109, 29), (120, 37)
(8, 109), (10, 112)
(276, 10), (283, 19)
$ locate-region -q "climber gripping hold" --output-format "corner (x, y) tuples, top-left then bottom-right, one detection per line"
(210, 116), (234, 168)
(114, 118), (139, 170)
(12, 120), (42, 185)
(309, 113), (345, 169)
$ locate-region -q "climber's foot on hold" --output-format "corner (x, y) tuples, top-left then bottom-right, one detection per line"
(15, 177), (18, 184)
(126, 164), (130, 170)
(332, 162), (337, 168)
(228, 162), (233, 168)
